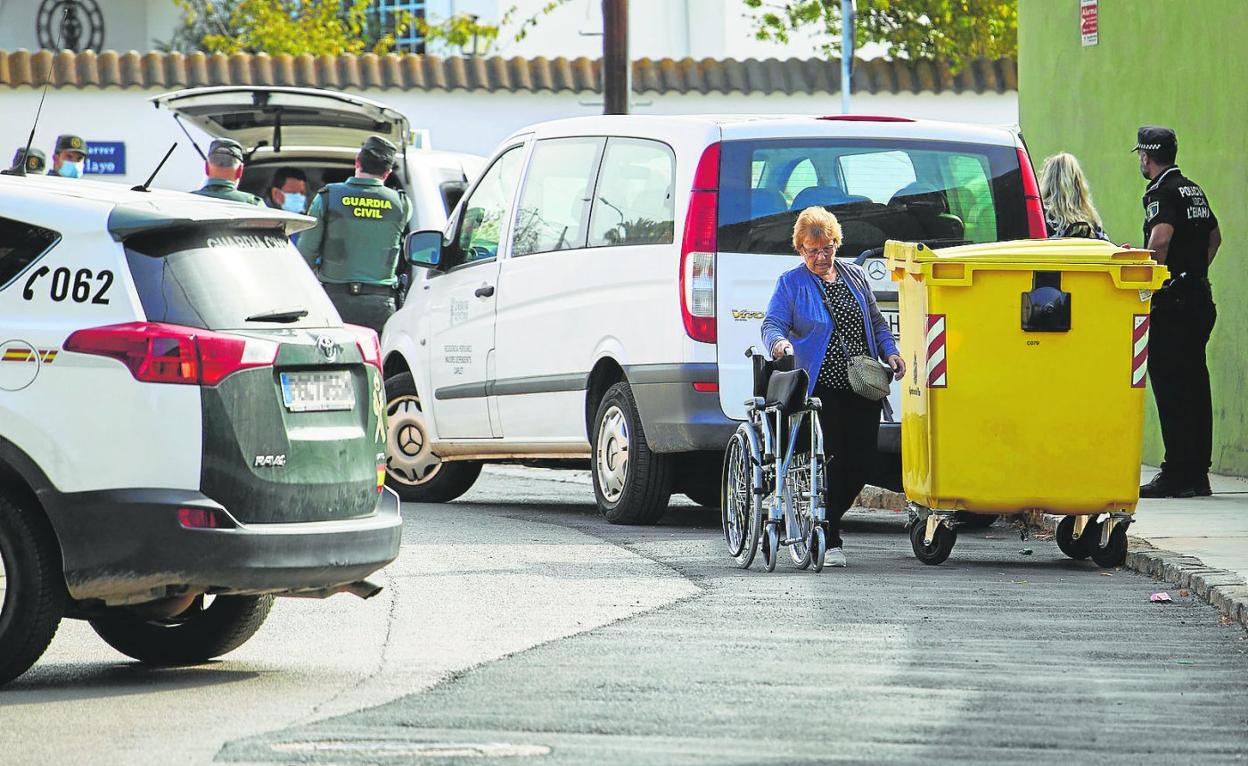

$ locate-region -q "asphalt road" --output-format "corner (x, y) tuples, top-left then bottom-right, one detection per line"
(3, 467), (1248, 765)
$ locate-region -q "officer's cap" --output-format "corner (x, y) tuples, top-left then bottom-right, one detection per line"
(208, 138), (246, 163)
(1132, 126), (1177, 162)
(54, 134), (87, 156)
(11, 147), (47, 173)
(359, 135), (398, 167)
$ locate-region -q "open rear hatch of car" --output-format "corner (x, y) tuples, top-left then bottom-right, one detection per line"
(98, 209), (388, 524)
(151, 86), (411, 155)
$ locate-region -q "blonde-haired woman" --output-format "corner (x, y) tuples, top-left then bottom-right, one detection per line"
(762, 207), (904, 567)
(1039, 153), (1109, 240)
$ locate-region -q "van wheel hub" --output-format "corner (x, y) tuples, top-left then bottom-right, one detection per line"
(595, 406), (630, 503)
(386, 394), (441, 486)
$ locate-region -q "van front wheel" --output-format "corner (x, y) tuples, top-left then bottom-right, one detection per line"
(592, 382), (672, 525)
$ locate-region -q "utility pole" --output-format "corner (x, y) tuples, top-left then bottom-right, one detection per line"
(602, 0), (629, 115)
(841, 0), (855, 114)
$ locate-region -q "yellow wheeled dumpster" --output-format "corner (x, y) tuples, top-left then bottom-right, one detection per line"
(885, 239), (1168, 567)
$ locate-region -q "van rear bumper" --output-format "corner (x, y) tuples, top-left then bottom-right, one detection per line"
(626, 363), (737, 453)
(43, 486), (403, 604)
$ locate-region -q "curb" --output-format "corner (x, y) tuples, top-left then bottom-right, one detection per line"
(1039, 514), (1248, 633)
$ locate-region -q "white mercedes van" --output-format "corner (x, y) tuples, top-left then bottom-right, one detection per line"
(380, 114), (1046, 524)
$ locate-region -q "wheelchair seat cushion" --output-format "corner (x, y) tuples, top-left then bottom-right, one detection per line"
(764, 368), (810, 414)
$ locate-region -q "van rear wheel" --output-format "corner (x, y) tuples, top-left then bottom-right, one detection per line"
(384, 372), (482, 503)
(592, 382), (672, 525)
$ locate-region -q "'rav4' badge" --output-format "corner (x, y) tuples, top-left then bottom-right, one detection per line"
(254, 454), (287, 467)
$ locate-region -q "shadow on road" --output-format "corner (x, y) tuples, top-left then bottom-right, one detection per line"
(0, 663), (260, 703)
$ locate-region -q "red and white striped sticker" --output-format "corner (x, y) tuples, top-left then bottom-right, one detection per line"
(926, 314), (947, 388)
(1132, 314), (1150, 388)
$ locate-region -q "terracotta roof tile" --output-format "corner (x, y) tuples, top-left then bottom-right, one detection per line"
(0, 49), (1016, 95)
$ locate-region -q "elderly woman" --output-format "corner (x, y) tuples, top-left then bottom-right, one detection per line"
(761, 207), (904, 568)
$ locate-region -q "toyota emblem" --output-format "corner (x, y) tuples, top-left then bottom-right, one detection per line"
(317, 335), (338, 362)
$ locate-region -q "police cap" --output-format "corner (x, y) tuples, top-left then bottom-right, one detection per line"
(1132, 126), (1177, 163)
(54, 134), (87, 156)
(208, 138), (246, 163)
(359, 135), (398, 168)
(11, 147), (47, 173)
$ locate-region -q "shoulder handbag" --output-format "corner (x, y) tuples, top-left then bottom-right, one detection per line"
(818, 282), (893, 401)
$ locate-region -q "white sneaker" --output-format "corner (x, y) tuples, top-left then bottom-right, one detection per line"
(825, 546), (847, 568)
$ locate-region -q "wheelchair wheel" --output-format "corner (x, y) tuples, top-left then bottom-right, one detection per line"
(811, 526), (827, 573)
(761, 521), (779, 573)
(722, 429), (761, 569)
(785, 454), (814, 570)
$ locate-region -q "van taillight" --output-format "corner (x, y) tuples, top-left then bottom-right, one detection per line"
(1017, 147), (1047, 239)
(680, 143), (720, 344)
(64, 322), (277, 386)
(347, 324), (383, 371)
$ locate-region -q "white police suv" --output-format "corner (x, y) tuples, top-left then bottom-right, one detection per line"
(0, 173), (401, 685)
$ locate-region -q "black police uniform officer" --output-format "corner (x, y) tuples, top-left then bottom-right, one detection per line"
(1136, 126), (1222, 498)
(192, 139), (264, 205)
(296, 136), (411, 333)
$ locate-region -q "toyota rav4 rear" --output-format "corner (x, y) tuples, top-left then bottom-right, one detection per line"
(0, 178), (400, 685)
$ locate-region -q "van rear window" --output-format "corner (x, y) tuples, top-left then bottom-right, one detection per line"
(718, 138), (1029, 257)
(125, 228), (340, 330)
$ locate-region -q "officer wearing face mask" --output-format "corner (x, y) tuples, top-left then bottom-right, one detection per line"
(267, 167), (308, 213)
(191, 139), (263, 206)
(50, 134), (87, 178)
(1135, 126), (1222, 499)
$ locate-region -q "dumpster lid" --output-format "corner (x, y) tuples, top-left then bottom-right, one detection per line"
(886, 238), (1156, 267)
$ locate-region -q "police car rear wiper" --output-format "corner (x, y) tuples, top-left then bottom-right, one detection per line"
(245, 307), (309, 323)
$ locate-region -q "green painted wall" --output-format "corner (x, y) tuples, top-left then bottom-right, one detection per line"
(1019, 0), (1248, 475)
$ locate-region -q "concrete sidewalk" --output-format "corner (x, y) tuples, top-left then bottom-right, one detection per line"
(1132, 467), (1248, 582)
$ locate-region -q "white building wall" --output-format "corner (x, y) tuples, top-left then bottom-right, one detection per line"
(0, 86), (1017, 192)
(425, 0), (831, 60)
(0, 0), (180, 53)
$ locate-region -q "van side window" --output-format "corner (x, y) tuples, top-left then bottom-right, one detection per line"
(0, 217), (59, 289)
(587, 138), (676, 248)
(452, 145), (524, 267)
(512, 137), (604, 257)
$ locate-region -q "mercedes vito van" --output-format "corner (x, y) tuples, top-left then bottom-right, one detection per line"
(380, 114), (1046, 524)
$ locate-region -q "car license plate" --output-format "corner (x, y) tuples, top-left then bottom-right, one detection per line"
(881, 308), (900, 340)
(280, 371), (354, 412)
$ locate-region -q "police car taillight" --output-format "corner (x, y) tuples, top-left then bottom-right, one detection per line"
(346, 324), (383, 371)
(680, 142), (719, 344)
(64, 322), (278, 386)
(1017, 147), (1048, 239)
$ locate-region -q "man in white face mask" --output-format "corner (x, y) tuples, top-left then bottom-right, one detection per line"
(267, 167), (308, 213)
(50, 134), (87, 178)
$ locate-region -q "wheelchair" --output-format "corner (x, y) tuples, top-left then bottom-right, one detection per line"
(721, 346), (828, 572)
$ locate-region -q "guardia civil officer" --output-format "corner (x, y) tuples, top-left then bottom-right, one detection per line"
(9, 147), (46, 174)
(191, 139), (263, 206)
(1135, 126), (1223, 498)
(296, 136), (411, 333)
(49, 134), (87, 178)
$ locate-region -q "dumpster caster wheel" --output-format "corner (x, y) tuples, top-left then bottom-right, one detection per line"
(761, 522), (779, 573)
(1055, 515), (1098, 561)
(811, 526), (826, 573)
(910, 522), (956, 565)
(954, 512), (997, 529)
(1090, 522), (1128, 568)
